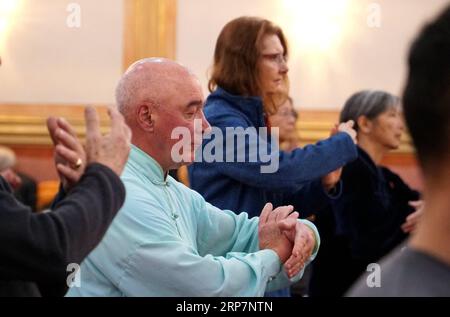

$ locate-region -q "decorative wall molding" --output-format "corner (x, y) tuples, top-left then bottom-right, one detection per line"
(0, 105), (110, 145)
(0, 105), (415, 153)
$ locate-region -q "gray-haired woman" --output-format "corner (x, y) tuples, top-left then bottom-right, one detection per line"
(309, 90), (424, 297)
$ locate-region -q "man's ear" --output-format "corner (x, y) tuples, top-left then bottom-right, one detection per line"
(357, 115), (372, 134)
(137, 105), (154, 132)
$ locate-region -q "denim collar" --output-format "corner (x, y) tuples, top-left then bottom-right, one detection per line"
(208, 87), (266, 128)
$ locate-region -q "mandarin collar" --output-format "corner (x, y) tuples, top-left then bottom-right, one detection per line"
(128, 144), (170, 185)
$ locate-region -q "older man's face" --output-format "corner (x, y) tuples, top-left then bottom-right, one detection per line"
(154, 75), (210, 168)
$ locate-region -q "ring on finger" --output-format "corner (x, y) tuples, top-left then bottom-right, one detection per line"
(73, 158), (83, 169)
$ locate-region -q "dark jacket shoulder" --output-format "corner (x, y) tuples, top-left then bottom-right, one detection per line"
(0, 163), (125, 297)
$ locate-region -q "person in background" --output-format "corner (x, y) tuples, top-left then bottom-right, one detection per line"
(0, 146), (21, 189)
(188, 16), (358, 297)
(309, 90), (423, 297)
(0, 146), (38, 211)
(349, 5), (450, 296)
(268, 96), (300, 152)
(268, 97), (313, 297)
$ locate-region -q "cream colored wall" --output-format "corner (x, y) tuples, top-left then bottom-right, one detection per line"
(2, 0), (447, 108)
(0, 0), (123, 105)
(176, 0), (449, 109)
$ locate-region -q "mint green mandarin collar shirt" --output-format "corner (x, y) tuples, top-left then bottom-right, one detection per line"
(67, 145), (320, 296)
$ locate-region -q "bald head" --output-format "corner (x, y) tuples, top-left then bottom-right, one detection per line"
(0, 146), (16, 171)
(115, 58), (197, 125)
(114, 58), (208, 171)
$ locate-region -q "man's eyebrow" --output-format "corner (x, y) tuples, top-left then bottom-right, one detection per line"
(185, 100), (204, 108)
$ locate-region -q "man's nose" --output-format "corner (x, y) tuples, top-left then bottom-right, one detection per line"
(200, 111), (211, 134)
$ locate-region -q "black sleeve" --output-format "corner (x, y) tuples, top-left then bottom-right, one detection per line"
(0, 163), (125, 293)
(283, 179), (342, 218)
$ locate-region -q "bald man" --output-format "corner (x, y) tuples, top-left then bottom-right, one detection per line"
(67, 58), (321, 297)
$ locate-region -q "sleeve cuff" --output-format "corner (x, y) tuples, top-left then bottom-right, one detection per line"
(257, 249), (282, 282)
